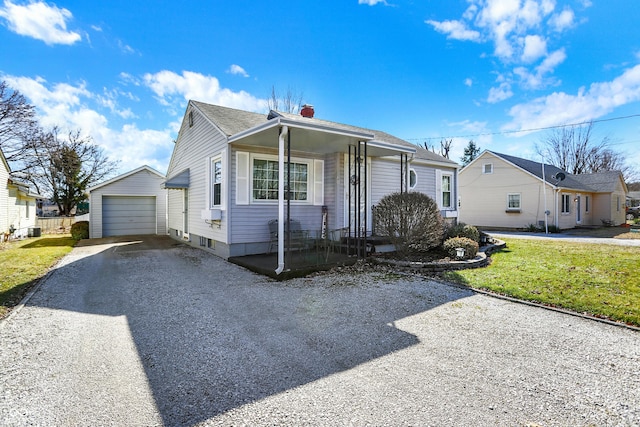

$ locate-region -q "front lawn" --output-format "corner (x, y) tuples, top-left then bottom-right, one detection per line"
(0, 235), (76, 318)
(444, 238), (640, 327)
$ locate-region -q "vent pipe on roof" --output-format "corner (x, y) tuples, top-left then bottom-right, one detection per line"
(300, 104), (314, 118)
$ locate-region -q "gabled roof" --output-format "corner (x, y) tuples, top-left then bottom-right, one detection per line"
(485, 151), (625, 193)
(190, 101), (457, 166)
(89, 165), (165, 192)
(572, 171), (627, 193)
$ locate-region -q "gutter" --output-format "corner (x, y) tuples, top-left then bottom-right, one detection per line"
(275, 125), (288, 276)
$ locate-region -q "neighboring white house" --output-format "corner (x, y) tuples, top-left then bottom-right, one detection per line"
(459, 150), (628, 229)
(1, 149), (40, 239)
(88, 165), (167, 238)
(164, 101), (459, 271)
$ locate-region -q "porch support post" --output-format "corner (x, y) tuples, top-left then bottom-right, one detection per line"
(363, 140), (368, 258)
(275, 125), (288, 275)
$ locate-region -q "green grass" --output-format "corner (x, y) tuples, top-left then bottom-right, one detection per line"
(0, 235), (76, 318)
(444, 238), (640, 327)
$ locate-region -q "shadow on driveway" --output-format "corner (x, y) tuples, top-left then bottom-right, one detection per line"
(17, 235), (471, 426)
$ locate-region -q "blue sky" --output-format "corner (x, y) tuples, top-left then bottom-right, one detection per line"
(1, 0), (639, 176)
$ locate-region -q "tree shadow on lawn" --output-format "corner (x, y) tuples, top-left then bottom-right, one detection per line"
(20, 237), (76, 249)
(20, 236), (472, 426)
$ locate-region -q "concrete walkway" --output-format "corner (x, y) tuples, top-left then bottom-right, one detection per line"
(1, 236), (638, 426)
(485, 229), (640, 246)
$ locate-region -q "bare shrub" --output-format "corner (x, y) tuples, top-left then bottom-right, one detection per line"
(444, 222), (480, 242)
(375, 192), (443, 256)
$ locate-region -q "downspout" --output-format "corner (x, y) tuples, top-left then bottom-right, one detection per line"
(275, 125), (288, 275)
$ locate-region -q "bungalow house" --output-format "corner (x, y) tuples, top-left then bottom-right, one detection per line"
(164, 101), (458, 272)
(459, 150), (628, 230)
(1, 149), (40, 239)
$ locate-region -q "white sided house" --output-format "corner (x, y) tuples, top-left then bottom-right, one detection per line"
(1, 149), (40, 239)
(89, 165), (167, 238)
(164, 101), (459, 269)
(459, 151), (628, 230)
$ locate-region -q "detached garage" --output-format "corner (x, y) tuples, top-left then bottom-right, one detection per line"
(89, 166), (167, 238)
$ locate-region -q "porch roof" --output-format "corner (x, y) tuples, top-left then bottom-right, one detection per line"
(228, 115), (416, 157)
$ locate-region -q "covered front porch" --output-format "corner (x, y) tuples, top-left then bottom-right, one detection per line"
(228, 112), (414, 277)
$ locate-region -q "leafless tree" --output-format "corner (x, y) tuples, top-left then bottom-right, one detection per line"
(0, 81), (39, 163)
(19, 128), (119, 215)
(267, 86), (304, 114)
(536, 121), (638, 182)
(423, 139), (452, 159)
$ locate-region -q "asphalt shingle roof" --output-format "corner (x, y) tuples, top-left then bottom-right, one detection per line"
(191, 101), (457, 165)
(489, 151), (623, 193)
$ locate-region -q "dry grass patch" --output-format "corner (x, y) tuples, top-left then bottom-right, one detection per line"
(0, 235), (76, 318)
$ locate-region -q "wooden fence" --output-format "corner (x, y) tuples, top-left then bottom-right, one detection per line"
(35, 217), (78, 233)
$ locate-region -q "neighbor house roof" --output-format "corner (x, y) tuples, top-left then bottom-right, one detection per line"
(190, 101), (457, 166)
(487, 151), (625, 193)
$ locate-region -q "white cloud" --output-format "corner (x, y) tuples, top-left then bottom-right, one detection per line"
(504, 64), (640, 131)
(358, 0), (388, 5)
(521, 34), (547, 63)
(227, 64), (249, 78)
(515, 47), (566, 89)
(464, 78), (473, 87)
(548, 7), (575, 32)
(2, 75), (173, 174)
(426, 19), (481, 41)
(487, 81), (513, 103)
(0, 0), (81, 45)
(143, 70), (267, 113)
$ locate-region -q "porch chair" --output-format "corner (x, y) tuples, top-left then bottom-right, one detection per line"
(268, 219), (309, 253)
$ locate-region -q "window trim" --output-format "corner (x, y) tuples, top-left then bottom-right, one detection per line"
(483, 163), (493, 174)
(561, 193), (571, 214)
(249, 153), (314, 205)
(210, 156), (222, 208)
(409, 168), (417, 190)
(441, 172), (453, 209)
(506, 193), (521, 212)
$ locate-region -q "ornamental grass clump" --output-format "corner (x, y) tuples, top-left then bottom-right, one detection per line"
(443, 237), (479, 260)
(374, 192), (443, 256)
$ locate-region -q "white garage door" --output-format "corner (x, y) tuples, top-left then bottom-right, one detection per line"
(102, 196), (156, 236)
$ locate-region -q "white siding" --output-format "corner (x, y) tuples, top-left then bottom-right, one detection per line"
(89, 167), (167, 238)
(0, 159), (9, 233)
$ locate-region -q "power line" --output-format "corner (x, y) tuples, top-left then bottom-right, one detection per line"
(405, 113), (640, 142)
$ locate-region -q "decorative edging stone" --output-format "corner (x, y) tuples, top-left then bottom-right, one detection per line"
(371, 239), (506, 274)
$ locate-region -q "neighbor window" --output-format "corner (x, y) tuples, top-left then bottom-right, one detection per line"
(409, 169), (417, 190)
(441, 174), (452, 208)
(252, 158), (308, 201)
(211, 157), (222, 207)
(617, 196), (621, 212)
(562, 194), (571, 214)
(585, 196), (590, 213)
(483, 163), (493, 174)
(26, 201), (30, 218)
(507, 193), (521, 211)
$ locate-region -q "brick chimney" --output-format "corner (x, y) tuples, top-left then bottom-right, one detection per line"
(300, 104), (314, 118)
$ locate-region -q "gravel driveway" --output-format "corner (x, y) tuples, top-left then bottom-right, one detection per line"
(1, 236), (638, 426)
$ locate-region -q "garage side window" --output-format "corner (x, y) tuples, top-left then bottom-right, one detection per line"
(211, 157), (222, 207)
